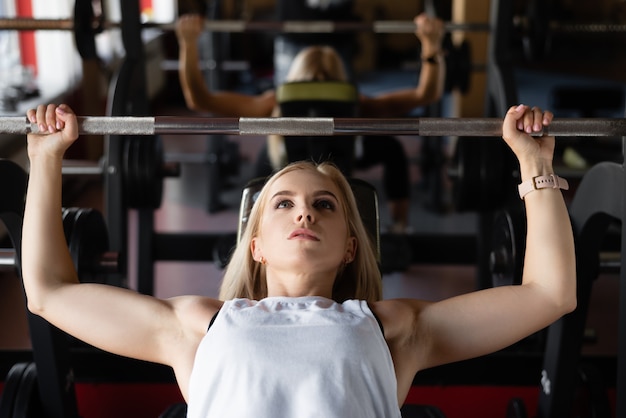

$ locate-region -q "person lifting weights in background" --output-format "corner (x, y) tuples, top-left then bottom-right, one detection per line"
(175, 10), (446, 234)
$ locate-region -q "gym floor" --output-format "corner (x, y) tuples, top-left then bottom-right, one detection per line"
(0, 68), (624, 417)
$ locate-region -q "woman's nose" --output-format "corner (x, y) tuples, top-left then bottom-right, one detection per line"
(295, 206), (314, 223)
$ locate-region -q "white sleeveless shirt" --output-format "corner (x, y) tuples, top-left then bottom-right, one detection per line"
(187, 296), (401, 418)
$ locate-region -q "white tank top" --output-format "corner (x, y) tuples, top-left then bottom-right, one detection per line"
(187, 296), (401, 418)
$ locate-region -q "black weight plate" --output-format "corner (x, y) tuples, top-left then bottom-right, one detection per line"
(0, 160), (27, 216)
(62, 207), (80, 247)
(450, 137), (481, 212)
(122, 137), (134, 207)
(478, 140), (503, 211)
(572, 363), (612, 418)
(133, 136), (146, 208)
(11, 362), (42, 418)
(490, 207), (525, 287)
(506, 397), (528, 418)
(147, 136), (164, 209)
(123, 137), (141, 208)
(0, 362), (29, 418)
(142, 136), (160, 209)
(400, 404), (447, 418)
(158, 403), (187, 418)
(69, 208), (109, 283)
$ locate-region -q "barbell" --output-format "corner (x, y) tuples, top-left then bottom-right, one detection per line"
(0, 17), (490, 34)
(2, 116), (625, 137)
(3, 15), (625, 36)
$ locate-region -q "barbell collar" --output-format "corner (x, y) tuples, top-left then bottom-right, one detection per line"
(3, 116), (626, 137)
(0, 249), (16, 269)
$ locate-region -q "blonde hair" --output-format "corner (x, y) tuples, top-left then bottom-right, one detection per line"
(268, 46), (349, 169)
(219, 161), (382, 303)
(285, 45), (348, 82)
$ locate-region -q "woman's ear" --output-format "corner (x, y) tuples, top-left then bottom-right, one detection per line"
(251, 237), (262, 262)
(345, 237), (357, 263)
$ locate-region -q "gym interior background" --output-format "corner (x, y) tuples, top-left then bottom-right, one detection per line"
(0, 0), (625, 417)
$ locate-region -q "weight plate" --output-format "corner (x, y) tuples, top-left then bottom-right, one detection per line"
(11, 362), (42, 418)
(478, 140), (507, 211)
(0, 362), (29, 418)
(490, 206), (525, 287)
(506, 397), (528, 418)
(69, 208), (110, 283)
(62, 207), (80, 247)
(133, 136), (145, 208)
(572, 363), (612, 418)
(450, 137), (481, 212)
(122, 137), (137, 208)
(141, 136), (164, 209)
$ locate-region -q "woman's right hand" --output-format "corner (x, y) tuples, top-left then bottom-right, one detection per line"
(26, 104), (78, 160)
(501, 104), (556, 178)
(414, 13), (444, 56)
(176, 14), (204, 45)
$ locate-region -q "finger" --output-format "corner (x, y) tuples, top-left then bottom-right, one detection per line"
(26, 108), (36, 124)
(543, 110), (554, 126)
(35, 104), (47, 132)
(509, 104), (527, 132)
(522, 106), (535, 133)
(56, 104), (78, 140)
(504, 104), (526, 139)
(45, 104), (58, 133)
(55, 105), (68, 130)
(530, 106), (543, 132)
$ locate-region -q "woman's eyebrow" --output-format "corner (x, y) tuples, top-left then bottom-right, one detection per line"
(270, 190), (339, 201)
(313, 190), (339, 201)
(270, 190), (295, 200)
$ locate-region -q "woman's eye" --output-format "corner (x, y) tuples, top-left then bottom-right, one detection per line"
(315, 199), (335, 210)
(276, 200), (292, 209)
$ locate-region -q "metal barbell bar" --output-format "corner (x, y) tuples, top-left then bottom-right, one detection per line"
(1, 116), (625, 137)
(4, 16), (626, 35)
(0, 17), (490, 34)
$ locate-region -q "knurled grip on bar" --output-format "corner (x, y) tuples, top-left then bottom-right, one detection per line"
(0, 116), (156, 135)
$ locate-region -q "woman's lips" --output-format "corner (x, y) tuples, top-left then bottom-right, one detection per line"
(288, 229), (320, 241)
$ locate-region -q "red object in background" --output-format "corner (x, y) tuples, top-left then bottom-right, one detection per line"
(16, 0), (37, 76)
(140, 0), (153, 19)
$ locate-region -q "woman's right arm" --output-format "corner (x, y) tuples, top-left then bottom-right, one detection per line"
(176, 14), (275, 117)
(21, 104), (218, 367)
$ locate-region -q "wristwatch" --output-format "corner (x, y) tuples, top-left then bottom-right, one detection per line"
(422, 54), (439, 64)
(518, 174), (569, 200)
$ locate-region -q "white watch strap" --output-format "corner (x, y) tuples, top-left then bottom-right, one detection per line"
(518, 174), (569, 200)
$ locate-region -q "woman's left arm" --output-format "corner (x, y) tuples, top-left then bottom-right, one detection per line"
(359, 13), (445, 117)
(386, 105), (576, 372)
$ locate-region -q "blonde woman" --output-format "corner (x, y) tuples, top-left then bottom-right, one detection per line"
(22, 103), (575, 417)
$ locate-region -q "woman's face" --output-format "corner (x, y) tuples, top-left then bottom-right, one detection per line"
(251, 168), (356, 274)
